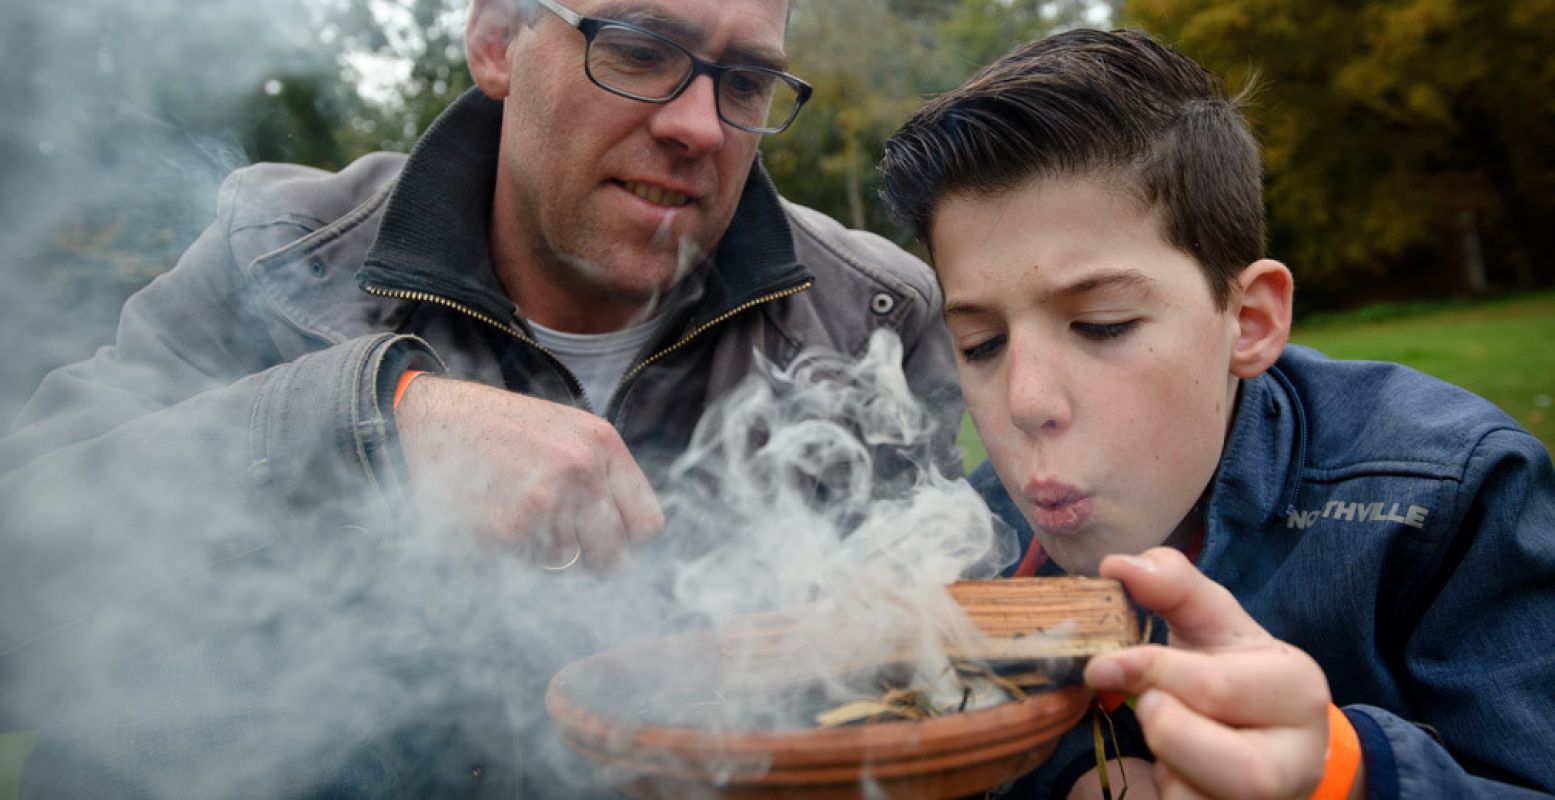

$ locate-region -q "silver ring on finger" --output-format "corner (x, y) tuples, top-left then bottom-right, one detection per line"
(542, 544), (582, 572)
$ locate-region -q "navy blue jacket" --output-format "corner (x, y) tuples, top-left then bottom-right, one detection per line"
(980, 344), (1555, 797)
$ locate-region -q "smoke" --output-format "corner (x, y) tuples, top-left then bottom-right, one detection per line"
(0, 1), (1017, 795)
(3, 324), (1012, 796)
(0, 0), (339, 427)
(553, 228), (708, 332)
(666, 332), (1001, 617)
(549, 213), (709, 331)
(662, 330), (1011, 707)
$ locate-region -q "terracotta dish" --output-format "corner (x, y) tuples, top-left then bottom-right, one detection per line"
(546, 577), (1139, 799)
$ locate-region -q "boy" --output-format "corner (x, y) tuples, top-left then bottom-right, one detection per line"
(879, 29), (1555, 798)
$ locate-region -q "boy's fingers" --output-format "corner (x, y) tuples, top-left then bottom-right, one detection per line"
(1135, 689), (1324, 800)
(1097, 547), (1267, 648)
(1153, 764), (1210, 800)
(1086, 644), (1330, 728)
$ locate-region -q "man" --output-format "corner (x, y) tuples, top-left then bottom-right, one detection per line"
(0, 0), (959, 794)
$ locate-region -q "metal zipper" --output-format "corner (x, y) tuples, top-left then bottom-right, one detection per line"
(361, 283), (595, 413)
(608, 279), (815, 407)
(366, 278), (815, 421)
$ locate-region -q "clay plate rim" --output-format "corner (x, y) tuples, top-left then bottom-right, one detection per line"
(545, 631), (1092, 783)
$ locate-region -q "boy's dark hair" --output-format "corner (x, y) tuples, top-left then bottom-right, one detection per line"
(879, 29), (1263, 310)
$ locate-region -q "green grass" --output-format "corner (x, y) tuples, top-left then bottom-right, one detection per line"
(957, 411), (989, 473)
(0, 731), (35, 800)
(1290, 290), (1555, 451)
(956, 290), (1555, 471)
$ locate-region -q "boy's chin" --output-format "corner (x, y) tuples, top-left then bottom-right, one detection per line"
(1040, 540), (1105, 577)
(1043, 533), (1172, 577)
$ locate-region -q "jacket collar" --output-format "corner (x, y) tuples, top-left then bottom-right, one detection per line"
(1199, 357), (1309, 583)
(357, 88), (810, 327)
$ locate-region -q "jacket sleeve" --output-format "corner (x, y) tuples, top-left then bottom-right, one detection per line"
(1342, 428), (1555, 798)
(896, 262), (966, 479)
(0, 207), (439, 729)
(839, 222), (963, 480)
(781, 200), (965, 479)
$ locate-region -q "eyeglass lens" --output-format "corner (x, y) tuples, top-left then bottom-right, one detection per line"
(588, 25), (801, 132)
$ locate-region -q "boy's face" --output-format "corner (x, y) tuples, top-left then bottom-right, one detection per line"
(932, 177), (1242, 576)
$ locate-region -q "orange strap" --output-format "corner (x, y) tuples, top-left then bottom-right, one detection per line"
(1012, 539), (1047, 577)
(1310, 704), (1362, 800)
(392, 370), (426, 410)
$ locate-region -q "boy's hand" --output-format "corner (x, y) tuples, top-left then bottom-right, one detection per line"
(1083, 547), (1334, 800)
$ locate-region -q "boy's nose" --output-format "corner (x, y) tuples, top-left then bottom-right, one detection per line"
(647, 74), (726, 157)
(1006, 353), (1071, 436)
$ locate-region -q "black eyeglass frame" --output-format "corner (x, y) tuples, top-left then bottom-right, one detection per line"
(532, 0), (813, 135)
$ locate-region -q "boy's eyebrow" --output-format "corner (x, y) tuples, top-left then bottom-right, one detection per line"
(942, 269), (1157, 320)
(942, 301), (987, 321)
(1046, 269), (1156, 300)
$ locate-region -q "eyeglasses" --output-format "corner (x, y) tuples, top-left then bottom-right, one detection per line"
(533, 0), (812, 135)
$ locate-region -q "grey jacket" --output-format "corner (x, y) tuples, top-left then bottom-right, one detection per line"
(0, 89), (960, 762)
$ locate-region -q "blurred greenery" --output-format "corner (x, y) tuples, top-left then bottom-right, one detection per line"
(1291, 290), (1555, 449)
(6, 0), (1552, 413)
(764, 0), (1096, 235)
(0, 731), (35, 800)
(958, 410), (989, 474)
(1126, 0), (1555, 315)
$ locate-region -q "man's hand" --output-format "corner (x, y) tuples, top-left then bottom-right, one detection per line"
(1082, 547), (1335, 800)
(393, 375), (664, 569)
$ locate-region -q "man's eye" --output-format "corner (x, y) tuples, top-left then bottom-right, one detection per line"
(724, 69), (774, 100)
(599, 40), (672, 71)
(960, 335), (1006, 363)
(1072, 320), (1138, 341)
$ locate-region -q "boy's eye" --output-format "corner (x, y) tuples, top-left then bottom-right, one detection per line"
(1072, 320), (1139, 341)
(960, 335), (1007, 363)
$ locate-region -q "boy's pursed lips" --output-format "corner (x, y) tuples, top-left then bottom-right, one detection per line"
(1022, 477), (1093, 536)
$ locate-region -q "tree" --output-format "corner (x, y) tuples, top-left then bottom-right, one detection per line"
(318, 0), (475, 155)
(938, 0), (1099, 68)
(0, 0), (468, 424)
(1125, 0), (1555, 308)
(765, 0), (1106, 242)
(763, 0), (945, 233)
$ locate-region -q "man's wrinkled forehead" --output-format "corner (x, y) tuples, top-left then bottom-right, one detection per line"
(581, 0), (790, 69)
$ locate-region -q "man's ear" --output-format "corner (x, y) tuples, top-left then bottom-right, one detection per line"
(1229, 259), (1294, 379)
(466, 0), (516, 99)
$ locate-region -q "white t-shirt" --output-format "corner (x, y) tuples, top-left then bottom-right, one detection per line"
(528, 317), (662, 413)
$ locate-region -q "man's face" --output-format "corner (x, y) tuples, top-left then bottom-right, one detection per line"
(491, 0), (789, 329)
(931, 176), (1243, 576)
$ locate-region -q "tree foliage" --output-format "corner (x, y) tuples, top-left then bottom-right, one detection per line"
(0, 0), (467, 422)
(1125, 0), (1555, 309)
(763, 0), (1096, 241)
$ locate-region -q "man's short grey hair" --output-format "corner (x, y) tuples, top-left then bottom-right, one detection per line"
(508, 0), (793, 32)
(511, 0), (542, 26)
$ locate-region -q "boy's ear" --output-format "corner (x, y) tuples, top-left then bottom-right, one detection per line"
(466, 0), (516, 99)
(1229, 259), (1294, 379)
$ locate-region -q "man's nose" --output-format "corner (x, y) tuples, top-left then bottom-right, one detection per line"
(1007, 348), (1072, 437)
(647, 74), (727, 156)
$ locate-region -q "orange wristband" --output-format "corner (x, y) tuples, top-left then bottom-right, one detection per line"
(1310, 704), (1362, 800)
(392, 370), (426, 410)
